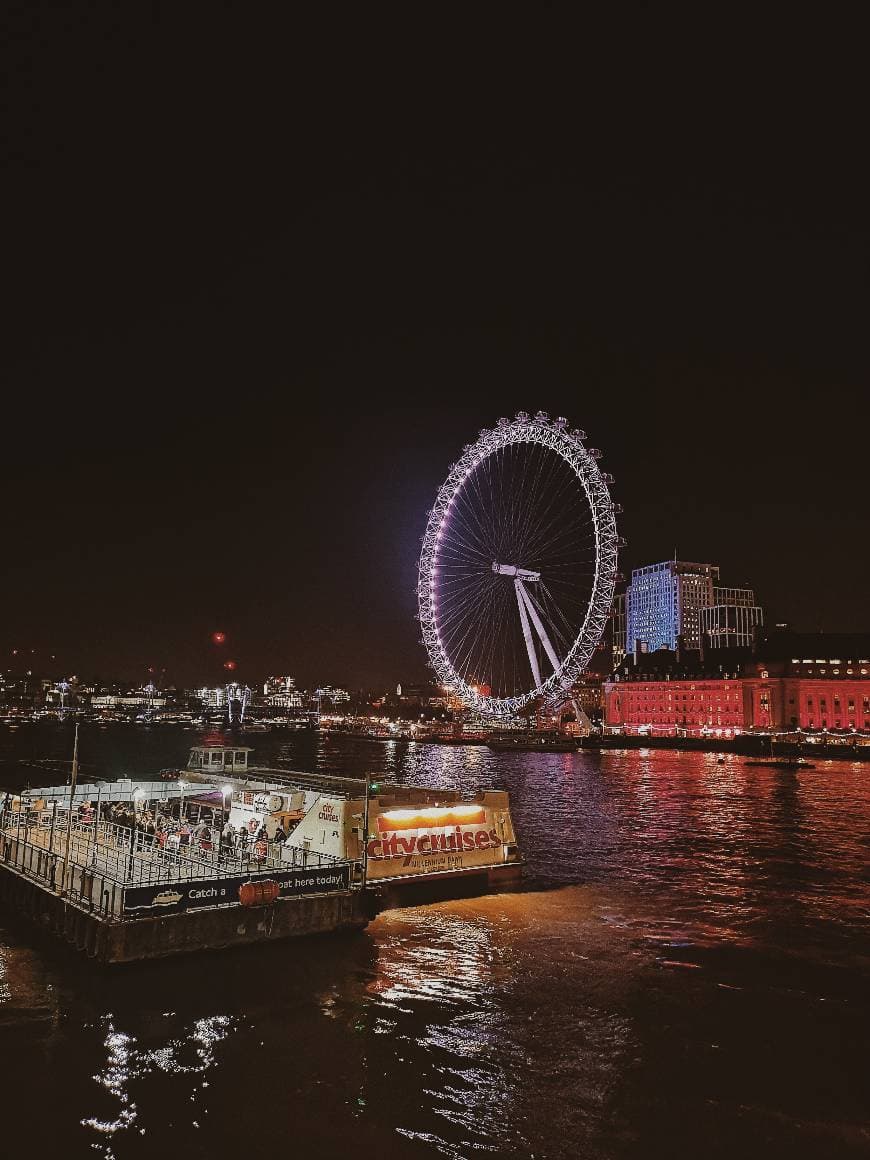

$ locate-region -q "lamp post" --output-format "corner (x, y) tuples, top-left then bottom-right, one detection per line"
(48, 800), (58, 886)
(360, 773), (371, 891)
(86, 782), (102, 867)
(178, 779), (186, 821)
(59, 722), (80, 895)
(360, 775), (381, 891)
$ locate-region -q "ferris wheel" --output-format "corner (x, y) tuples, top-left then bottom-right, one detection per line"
(418, 412), (622, 718)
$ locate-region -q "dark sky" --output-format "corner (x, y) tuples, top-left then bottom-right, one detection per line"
(4, 10), (867, 689)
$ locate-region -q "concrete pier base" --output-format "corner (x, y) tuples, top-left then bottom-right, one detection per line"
(0, 861), (370, 964)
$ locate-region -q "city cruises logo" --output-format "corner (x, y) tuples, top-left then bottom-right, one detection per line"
(317, 800), (342, 824)
(366, 804), (499, 858)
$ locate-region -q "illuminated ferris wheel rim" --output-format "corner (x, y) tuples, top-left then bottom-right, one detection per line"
(417, 413), (620, 717)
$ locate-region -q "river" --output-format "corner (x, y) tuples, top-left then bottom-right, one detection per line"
(0, 723), (867, 1159)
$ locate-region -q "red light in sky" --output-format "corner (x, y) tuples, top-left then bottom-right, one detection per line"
(223, 660), (237, 671)
(212, 631), (226, 645)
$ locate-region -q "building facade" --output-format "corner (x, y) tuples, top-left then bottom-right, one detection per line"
(316, 686), (351, 706)
(263, 676), (303, 708)
(626, 561), (764, 655)
(626, 560), (719, 653)
(742, 635), (870, 731)
(700, 599), (763, 649)
(604, 648), (747, 737)
(91, 693), (169, 709)
(603, 632), (870, 736)
(610, 590), (627, 666)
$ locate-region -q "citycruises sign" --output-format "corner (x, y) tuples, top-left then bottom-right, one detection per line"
(366, 804), (500, 859)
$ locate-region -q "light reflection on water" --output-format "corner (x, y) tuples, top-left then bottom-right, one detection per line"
(0, 726), (868, 1159)
(80, 1013), (235, 1156)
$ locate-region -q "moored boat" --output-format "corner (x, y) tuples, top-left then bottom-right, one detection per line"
(487, 729), (576, 753)
(181, 741), (524, 903)
(285, 785), (523, 904)
(744, 758), (816, 769)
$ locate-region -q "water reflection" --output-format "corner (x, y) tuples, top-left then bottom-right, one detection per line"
(365, 906), (515, 1156)
(0, 727), (868, 1159)
(81, 1013), (235, 1155)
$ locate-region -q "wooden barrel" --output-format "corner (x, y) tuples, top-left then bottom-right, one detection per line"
(238, 879), (280, 907)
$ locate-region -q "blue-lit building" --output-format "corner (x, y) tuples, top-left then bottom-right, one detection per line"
(626, 560), (764, 656)
(626, 560), (718, 654)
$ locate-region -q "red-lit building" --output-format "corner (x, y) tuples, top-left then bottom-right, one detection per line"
(604, 632), (870, 737)
(604, 647), (747, 737)
(742, 634), (870, 731)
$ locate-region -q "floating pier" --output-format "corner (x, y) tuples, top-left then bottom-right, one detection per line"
(0, 802), (368, 964)
(0, 738), (525, 963)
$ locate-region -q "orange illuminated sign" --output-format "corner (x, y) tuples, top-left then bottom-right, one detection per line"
(376, 804), (486, 832)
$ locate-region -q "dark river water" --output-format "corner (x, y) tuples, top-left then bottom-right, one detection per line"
(0, 724), (868, 1159)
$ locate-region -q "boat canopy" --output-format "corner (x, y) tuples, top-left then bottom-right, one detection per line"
(187, 745), (252, 772)
(11, 778), (189, 805)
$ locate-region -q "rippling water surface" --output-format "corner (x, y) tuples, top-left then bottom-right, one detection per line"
(1, 725), (868, 1159)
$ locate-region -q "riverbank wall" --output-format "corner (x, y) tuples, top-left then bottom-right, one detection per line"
(581, 735), (870, 761)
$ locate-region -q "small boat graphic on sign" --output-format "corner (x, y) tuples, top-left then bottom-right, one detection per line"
(151, 890), (184, 907)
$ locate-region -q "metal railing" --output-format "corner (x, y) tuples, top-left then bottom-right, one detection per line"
(0, 807), (351, 917)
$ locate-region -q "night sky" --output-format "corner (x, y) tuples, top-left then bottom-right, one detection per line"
(4, 11), (867, 690)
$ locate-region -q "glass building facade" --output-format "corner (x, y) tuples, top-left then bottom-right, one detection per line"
(626, 561), (718, 654)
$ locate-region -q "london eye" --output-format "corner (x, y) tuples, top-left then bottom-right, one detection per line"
(418, 412), (621, 718)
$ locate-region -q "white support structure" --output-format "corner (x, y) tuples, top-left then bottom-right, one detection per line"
(514, 579), (542, 689)
(516, 580), (563, 680)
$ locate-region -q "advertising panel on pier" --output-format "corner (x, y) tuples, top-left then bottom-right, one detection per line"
(122, 863), (351, 915)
